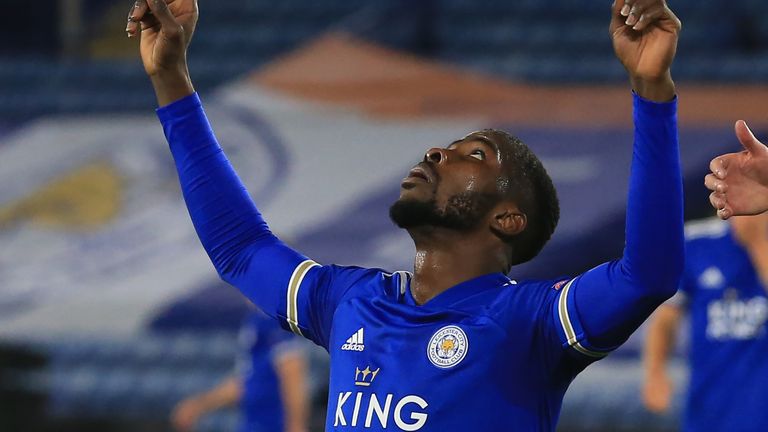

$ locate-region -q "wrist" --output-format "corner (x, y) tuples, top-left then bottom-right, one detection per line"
(150, 65), (195, 107)
(630, 72), (676, 103)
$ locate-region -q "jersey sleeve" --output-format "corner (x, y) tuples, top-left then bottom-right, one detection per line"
(157, 93), (379, 349)
(550, 93), (684, 361)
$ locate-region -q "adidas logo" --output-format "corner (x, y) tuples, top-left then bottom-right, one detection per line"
(341, 328), (365, 352)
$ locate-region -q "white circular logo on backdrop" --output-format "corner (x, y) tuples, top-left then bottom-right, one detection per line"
(427, 325), (468, 369)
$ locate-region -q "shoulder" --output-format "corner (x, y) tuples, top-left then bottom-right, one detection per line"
(487, 278), (564, 320)
(682, 218), (733, 267)
(684, 218), (729, 244)
(313, 264), (404, 298)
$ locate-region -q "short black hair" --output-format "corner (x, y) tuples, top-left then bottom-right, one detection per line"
(481, 129), (560, 265)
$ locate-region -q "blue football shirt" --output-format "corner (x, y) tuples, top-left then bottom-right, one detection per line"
(156, 92), (683, 431)
(236, 310), (302, 432)
(674, 219), (768, 432)
(285, 266), (602, 431)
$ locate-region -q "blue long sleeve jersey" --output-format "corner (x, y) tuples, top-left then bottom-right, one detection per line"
(157, 93), (683, 432)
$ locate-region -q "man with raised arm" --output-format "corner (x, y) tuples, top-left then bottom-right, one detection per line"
(127, 0), (683, 430)
(706, 121), (768, 219)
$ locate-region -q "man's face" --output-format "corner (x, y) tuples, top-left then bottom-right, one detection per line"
(390, 132), (507, 230)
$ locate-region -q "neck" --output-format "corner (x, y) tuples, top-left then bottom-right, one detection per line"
(408, 227), (508, 305)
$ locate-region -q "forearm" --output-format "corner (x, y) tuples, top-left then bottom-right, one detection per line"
(276, 353), (309, 432)
(643, 306), (680, 377)
(568, 93), (683, 349)
(621, 92), (683, 292)
(158, 94), (282, 275)
(158, 94), (314, 319)
(191, 376), (242, 413)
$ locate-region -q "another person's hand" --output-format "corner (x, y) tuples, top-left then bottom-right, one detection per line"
(171, 398), (204, 432)
(610, 0), (681, 102)
(126, 0), (198, 105)
(706, 121), (768, 219)
(642, 372), (673, 413)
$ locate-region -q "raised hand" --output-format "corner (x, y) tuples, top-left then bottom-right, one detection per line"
(610, 0), (681, 102)
(126, 0), (198, 105)
(705, 121), (768, 219)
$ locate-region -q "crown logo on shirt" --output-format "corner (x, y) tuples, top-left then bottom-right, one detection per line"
(354, 366), (380, 386)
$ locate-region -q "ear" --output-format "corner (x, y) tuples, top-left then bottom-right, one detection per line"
(490, 203), (527, 237)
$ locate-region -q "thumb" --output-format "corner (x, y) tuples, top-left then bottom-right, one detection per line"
(735, 120), (766, 156)
(146, 0), (180, 30)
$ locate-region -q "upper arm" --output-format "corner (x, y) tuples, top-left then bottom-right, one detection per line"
(223, 241), (381, 349)
(551, 259), (679, 362)
(550, 274), (613, 361)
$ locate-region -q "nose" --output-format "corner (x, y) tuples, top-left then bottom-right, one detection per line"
(425, 148), (448, 164)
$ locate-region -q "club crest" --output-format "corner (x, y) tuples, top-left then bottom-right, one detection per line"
(427, 325), (468, 369)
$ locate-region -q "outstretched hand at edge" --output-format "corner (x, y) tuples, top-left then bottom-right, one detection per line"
(706, 121), (768, 219)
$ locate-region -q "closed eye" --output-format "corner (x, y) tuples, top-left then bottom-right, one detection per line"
(470, 149), (486, 160)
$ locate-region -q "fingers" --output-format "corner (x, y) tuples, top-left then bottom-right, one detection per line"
(708, 191), (732, 220)
(735, 120), (767, 156)
(612, 0), (627, 16)
(126, 1), (149, 37)
(145, 0), (182, 34)
(704, 173), (727, 194)
(630, 5), (664, 31)
(621, 2), (632, 18)
(623, 1), (642, 27)
(709, 155), (731, 180)
(706, 167), (733, 220)
(614, 0), (675, 32)
(610, 0), (629, 33)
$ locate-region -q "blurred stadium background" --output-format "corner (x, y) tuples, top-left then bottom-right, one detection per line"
(1, 0), (766, 431)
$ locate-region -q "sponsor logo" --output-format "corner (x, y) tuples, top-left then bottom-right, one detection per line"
(707, 290), (768, 340)
(334, 393), (429, 431)
(334, 367), (429, 430)
(427, 325), (468, 369)
(341, 327), (365, 352)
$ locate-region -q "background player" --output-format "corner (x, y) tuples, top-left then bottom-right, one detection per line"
(642, 214), (768, 431)
(706, 121), (768, 219)
(171, 310), (308, 432)
(128, 0), (683, 430)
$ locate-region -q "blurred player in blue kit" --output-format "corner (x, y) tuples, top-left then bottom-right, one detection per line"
(642, 214), (768, 432)
(127, 0), (683, 430)
(171, 310), (308, 432)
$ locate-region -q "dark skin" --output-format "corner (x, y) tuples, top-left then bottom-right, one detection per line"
(128, 0), (681, 305)
(399, 134), (527, 304)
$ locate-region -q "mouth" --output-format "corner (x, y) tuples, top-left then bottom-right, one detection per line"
(407, 163), (435, 183)
(401, 163), (437, 190)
